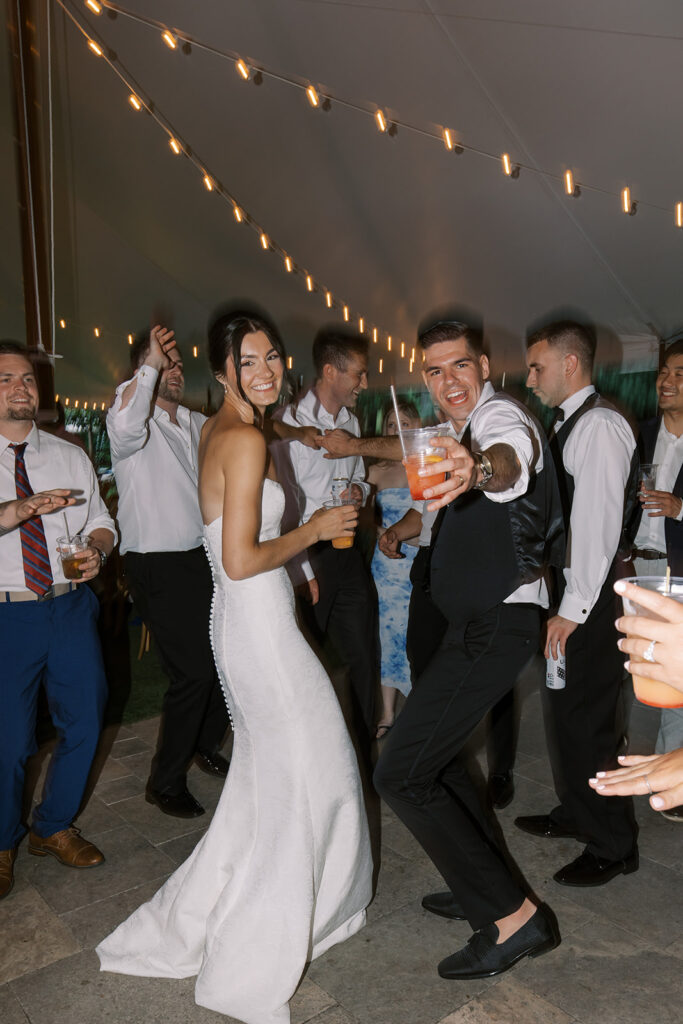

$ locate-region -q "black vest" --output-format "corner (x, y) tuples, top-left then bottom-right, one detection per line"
(429, 393), (565, 627)
(549, 392), (639, 571)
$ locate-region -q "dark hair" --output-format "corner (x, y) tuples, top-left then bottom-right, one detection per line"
(0, 341), (30, 359)
(417, 320), (485, 359)
(526, 320), (596, 373)
(312, 326), (369, 379)
(381, 397), (420, 434)
(663, 339), (683, 363)
(207, 309), (288, 407)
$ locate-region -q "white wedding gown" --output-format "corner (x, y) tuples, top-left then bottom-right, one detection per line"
(97, 479), (372, 1024)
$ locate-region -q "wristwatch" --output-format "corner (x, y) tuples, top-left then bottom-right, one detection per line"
(472, 450), (494, 489)
(96, 548), (108, 569)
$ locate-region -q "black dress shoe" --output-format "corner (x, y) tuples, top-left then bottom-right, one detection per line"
(438, 906), (560, 980)
(488, 771), (514, 810)
(553, 848), (638, 887)
(514, 814), (585, 840)
(421, 892), (467, 921)
(195, 751), (230, 778)
(145, 787), (205, 819)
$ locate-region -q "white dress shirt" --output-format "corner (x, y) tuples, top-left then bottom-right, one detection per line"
(413, 383), (548, 607)
(0, 425), (117, 590)
(107, 366), (206, 555)
(280, 388), (370, 523)
(634, 418), (683, 553)
(555, 385), (636, 623)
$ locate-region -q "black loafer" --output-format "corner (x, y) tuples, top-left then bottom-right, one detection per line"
(553, 848), (638, 887)
(145, 787), (205, 819)
(488, 771), (514, 810)
(195, 751), (230, 778)
(514, 814), (585, 840)
(438, 906), (560, 980)
(421, 891), (467, 921)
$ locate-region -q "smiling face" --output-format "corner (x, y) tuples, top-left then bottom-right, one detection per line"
(157, 356), (185, 404)
(421, 337), (489, 429)
(228, 330), (284, 410)
(327, 352), (368, 411)
(657, 351), (683, 416)
(0, 353), (39, 432)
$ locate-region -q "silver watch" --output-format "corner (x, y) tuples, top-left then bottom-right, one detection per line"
(472, 450), (494, 489)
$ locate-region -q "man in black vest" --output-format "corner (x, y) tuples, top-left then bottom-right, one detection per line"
(519, 320), (640, 883)
(374, 321), (564, 980)
(633, 338), (683, 822)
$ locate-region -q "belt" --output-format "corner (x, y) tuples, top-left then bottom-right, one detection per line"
(632, 548), (667, 561)
(2, 583), (79, 603)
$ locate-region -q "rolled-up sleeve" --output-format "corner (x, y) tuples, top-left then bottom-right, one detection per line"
(471, 397), (541, 503)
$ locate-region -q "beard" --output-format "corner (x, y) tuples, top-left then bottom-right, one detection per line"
(158, 379), (184, 403)
(8, 404), (37, 420)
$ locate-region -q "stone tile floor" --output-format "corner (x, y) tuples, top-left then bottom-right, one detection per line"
(2, 663), (682, 1024)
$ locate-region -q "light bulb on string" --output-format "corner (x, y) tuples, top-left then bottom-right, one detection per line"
(85, 0), (101, 13)
(372, 327), (378, 344)
(400, 342), (405, 358)
(306, 86), (319, 108)
(676, 202), (683, 228)
(236, 59), (250, 80)
(443, 128), (454, 151)
(621, 187), (637, 215)
(169, 137), (181, 155)
(375, 109), (387, 133)
(75, 400), (79, 409)
(192, 346), (198, 358)
(54, 393), (59, 402)
(387, 336), (392, 352)
(203, 174), (214, 191)
(284, 255), (293, 272)
(306, 275), (314, 292)
(93, 327), (100, 338)
(84, 402), (88, 410)
(233, 205), (243, 223)
(564, 169), (580, 197)
(128, 94), (142, 111)
(343, 306), (349, 322)
(287, 356), (293, 370)
(260, 233), (270, 250)
(161, 31), (177, 49)
(59, 319), (66, 329)
(359, 317), (365, 334)
(378, 359), (383, 373)
(87, 39), (103, 57)
(501, 153), (519, 178)
(128, 334), (134, 345)
(65, 398), (69, 406)
(325, 292), (333, 308)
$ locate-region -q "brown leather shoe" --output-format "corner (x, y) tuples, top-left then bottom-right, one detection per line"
(27, 827), (104, 868)
(0, 848), (17, 899)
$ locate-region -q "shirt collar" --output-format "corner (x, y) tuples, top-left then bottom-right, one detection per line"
(453, 380), (495, 438)
(0, 422), (40, 456)
(300, 387), (352, 427)
(558, 384), (595, 421)
(153, 403), (189, 426)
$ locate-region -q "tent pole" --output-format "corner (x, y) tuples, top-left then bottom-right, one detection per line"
(6, 0), (54, 402)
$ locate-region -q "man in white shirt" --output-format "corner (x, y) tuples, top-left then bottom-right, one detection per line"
(0, 343), (117, 900)
(279, 328), (376, 751)
(107, 327), (230, 819)
(520, 320), (639, 884)
(633, 339), (683, 821)
(373, 321), (564, 980)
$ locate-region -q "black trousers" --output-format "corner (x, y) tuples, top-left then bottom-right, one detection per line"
(407, 548), (517, 776)
(543, 579), (637, 860)
(124, 547), (230, 794)
(304, 542), (377, 746)
(374, 602), (540, 930)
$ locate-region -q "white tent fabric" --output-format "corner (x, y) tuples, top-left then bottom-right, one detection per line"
(2, 0), (681, 403)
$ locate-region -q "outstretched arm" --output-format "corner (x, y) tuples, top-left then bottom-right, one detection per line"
(318, 430), (403, 462)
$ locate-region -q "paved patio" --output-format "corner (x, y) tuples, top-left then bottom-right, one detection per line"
(2, 659), (682, 1024)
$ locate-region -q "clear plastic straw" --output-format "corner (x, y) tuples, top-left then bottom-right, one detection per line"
(62, 511), (71, 543)
(390, 384), (407, 460)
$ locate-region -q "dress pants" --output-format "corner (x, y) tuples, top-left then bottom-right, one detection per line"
(543, 577), (637, 860)
(374, 602), (540, 930)
(0, 585), (107, 849)
(407, 548), (517, 777)
(305, 542), (377, 746)
(124, 547), (230, 795)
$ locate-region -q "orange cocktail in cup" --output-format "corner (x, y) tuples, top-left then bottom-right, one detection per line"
(621, 576), (683, 708)
(401, 426), (451, 501)
(323, 499), (355, 549)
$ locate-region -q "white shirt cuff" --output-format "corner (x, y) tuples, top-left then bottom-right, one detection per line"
(558, 591), (593, 624)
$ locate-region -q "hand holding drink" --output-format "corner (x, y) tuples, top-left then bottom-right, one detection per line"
(614, 577), (683, 708)
(56, 534), (103, 582)
(401, 426), (450, 500)
(316, 500), (358, 549)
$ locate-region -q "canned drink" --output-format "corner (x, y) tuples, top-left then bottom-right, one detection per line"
(331, 478), (349, 501)
(546, 651), (566, 690)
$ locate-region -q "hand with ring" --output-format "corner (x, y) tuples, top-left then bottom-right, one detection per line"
(589, 749), (683, 813)
(614, 579), (683, 695)
(421, 436), (477, 511)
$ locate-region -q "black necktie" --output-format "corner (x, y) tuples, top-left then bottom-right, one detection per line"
(549, 407), (565, 435)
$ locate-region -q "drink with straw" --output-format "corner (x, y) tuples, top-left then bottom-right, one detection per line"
(56, 534), (91, 580)
(620, 574), (683, 708)
(402, 426), (451, 500)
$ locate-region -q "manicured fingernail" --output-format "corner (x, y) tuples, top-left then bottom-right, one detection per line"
(617, 638), (624, 650)
(624, 660), (631, 671)
(618, 755), (627, 761)
(651, 797), (664, 808)
(596, 771), (606, 777)
(588, 777), (598, 784)
(596, 784), (605, 790)
(614, 580), (626, 593)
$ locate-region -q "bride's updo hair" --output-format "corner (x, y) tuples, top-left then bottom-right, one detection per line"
(208, 307), (288, 407)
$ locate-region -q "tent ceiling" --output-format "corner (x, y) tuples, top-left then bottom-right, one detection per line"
(2, 0), (682, 402)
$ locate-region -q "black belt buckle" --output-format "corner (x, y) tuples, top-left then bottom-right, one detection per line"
(37, 585), (55, 602)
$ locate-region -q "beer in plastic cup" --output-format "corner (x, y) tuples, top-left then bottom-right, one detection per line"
(401, 425), (451, 500)
(323, 500), (355, 549)
(56, 534), (91, 580)
(621, 575), (683, 708)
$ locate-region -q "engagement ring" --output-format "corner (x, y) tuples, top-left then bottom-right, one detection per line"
(643, 639), (658, 663)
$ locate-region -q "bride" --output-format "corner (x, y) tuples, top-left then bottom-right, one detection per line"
(96, 311), (373, 1023)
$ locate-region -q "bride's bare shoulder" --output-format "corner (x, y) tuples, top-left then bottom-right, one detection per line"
(206, 420), (266, 463)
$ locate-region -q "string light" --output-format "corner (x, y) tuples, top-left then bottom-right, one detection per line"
(622, 187), (637, 215)
(287, 356), (293, 370)
(260, 232), (269, 250)
(387, 335), (392, 352)
(411, 347), (416, 362)
(84, 401), (88, 410)
(85, 0), (101, 13)
(378, 359), (383, 373)
(169, 137), (181, 154)
(128, 94), (142, 111)
(192, 346), (198, 358)
(443, 128), (454, 151)
(161, 31), (177, 49)
(284, 255), (293, 272)
(75, 400), (79, 408)
(59, 319), (66, 328)
(501, 153), (519, 178)
(564, 169), (579, 197)
(358, 317), (365, 333)
(400, 342), (405, 358)
(372, 328), (378, 344)
(233, 205), (243, 222)
(101, 402), (106, 410)
(325, 292), (333, 308)
(54, 394), (59, 402)
(676, 202), (683, 228)
(128, 334), (133, 344)
(235, 58), (250, 80)
(375, 109), (387, 133)
(306, 274), (314, 292)
(87, 39), (103, 57)
(93, 327), (100, 338)
(203, 174), (214, 191)
(343, 306), (349, 322)
(306, 85), (319, 108)
(65, 398), (69, 406)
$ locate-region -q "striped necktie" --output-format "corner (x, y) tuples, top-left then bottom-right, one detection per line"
(10, 442), (54, 595)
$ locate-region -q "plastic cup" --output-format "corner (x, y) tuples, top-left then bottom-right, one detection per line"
(56, 534), (91, 580)
(323, 499), (355, 549)
(401, 425), (451, 500)
(639, 463), (658, 491)
(621, 575), (683, 708)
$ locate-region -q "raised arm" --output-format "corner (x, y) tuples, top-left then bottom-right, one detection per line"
(106, 326), (177, 460)
(220, 427), (358, 580)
